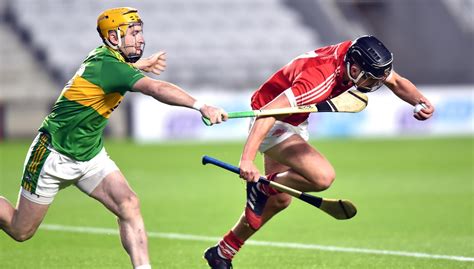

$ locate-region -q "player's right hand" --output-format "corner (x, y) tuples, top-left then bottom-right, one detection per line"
(200, 105), (228, 125)
(239, 160), (260, 182)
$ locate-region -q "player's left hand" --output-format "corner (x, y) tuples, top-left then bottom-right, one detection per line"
(133, 51), (167, 75)
(414, 97), (435, 121)
(239, 160), (260, 182)
(200, 105), (228, 125)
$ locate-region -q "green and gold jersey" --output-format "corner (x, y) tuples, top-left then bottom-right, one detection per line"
(39, 46), (145, 161)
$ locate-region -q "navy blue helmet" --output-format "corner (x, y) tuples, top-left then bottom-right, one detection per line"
(345, 35), (393, 92)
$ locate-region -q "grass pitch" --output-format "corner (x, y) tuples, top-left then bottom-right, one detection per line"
(0, 137), (472, 268)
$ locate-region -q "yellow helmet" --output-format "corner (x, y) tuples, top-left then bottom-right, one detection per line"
(97, 7), (142, 42)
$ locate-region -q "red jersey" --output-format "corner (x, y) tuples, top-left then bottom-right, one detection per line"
(251, 40), (354, 126)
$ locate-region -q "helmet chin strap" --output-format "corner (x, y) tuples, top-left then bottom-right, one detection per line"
(346, 62), (376, 93)
(119, 42), (144, 63)
(346, 62), (365, 84)
(104, 29), (122, 50)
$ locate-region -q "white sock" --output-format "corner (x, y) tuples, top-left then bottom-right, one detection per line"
(135, 264), (151, 269)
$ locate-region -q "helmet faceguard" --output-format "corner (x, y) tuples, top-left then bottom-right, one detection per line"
(345, 35), (393, 92)
(118, 22), (145, 63)
(97, 7), (145, 63)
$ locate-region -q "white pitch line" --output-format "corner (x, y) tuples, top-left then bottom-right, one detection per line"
(40, 224), (474, 263)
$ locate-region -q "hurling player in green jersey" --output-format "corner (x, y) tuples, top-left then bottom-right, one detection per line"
(0, 7), (227, 269)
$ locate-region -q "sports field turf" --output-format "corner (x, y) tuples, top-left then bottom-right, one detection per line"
(0, 137), (472, 268)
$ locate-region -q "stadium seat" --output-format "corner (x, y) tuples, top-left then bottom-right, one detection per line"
(9, 0), (320, 89)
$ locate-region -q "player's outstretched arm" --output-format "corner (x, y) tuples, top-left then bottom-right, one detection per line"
(384, 71), (435, 120)
(132, 77), (228, 124)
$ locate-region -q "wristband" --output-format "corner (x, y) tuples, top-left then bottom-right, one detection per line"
(192, 100), (205, 111)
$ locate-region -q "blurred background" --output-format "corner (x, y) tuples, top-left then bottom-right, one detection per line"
(0, 2), (472, 267)
(0, 0), (472, 141)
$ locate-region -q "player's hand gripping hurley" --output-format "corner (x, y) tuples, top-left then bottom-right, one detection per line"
(202, 156), (357, 220)
(202, 89), (368, 126)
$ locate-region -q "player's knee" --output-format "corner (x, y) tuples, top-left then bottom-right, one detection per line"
(117, 194), (141, 220)
(319, 169), (336, 191)
(13, 233), (33, 242)
(310, 168), (336, 191)
(11, 229), (35, 242)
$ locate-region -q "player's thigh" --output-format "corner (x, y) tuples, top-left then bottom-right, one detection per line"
(10, 194), (49, 237)
(265, 134), (335, 182)
(264, 154), (290, 175)
(89, 171), (139, 217)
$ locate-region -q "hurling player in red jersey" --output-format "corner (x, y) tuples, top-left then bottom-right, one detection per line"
(203, 35), (435, 268)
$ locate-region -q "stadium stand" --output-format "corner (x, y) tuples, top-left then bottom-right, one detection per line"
(7, 0), (320, 89)
(1, 0), (472, 139)
(2, 0), (321, 138)
(0, 15), (57, 138)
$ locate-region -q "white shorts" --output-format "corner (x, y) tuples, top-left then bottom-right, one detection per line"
(20, 133), (119, 205)
(249, 119), (309, 153)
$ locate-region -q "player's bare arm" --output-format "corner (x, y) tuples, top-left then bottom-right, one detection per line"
(239, 93), (291, 182)
(384, 71), (435, 120)
(133, 51), (167, 75)
(132, 77), (228, 124)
